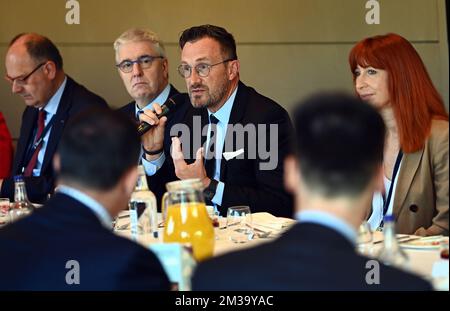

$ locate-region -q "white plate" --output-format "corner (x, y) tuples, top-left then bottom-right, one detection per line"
(117, 210), (130, 217)
(400, 236), (446, 250)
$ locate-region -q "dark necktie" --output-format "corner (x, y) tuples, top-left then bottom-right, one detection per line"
(136, 109), (144, 124)
(136, 110), (144, 164)
(204, 114), (219, 178)
(24, 109), (46, 177)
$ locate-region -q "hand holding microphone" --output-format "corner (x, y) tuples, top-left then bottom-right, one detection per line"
(137, 95), (179, 136)
(137, 94), (181, 157)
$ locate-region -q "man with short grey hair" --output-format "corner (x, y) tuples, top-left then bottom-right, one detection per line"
(115, 28), (188, 208)
(114, 28), (170, 111)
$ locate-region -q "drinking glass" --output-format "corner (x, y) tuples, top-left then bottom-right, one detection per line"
(226, 206), (253, 243)
(0, 198), (10, 227)
(357, 221), (374, 256)
(440, 237), (449, 260)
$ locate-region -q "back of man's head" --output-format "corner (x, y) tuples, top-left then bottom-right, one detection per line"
(58, 108), (140, 190)
(292, 93), (385, 198)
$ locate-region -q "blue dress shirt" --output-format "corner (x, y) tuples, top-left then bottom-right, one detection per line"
(205, 86), (238, 206)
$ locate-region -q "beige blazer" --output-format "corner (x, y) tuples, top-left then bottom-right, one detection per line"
(394, 119), (449, 235)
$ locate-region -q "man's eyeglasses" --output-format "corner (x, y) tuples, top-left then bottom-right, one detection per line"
(4, 62), (46, 86)
(116, 55), (164, 73)
(177, 59), (234, 78)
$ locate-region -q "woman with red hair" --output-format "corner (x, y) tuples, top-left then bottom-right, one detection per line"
(0, 112), (13, 179)
(349, 33), (448, 236)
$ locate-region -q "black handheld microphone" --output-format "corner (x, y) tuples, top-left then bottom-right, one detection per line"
(137, 94), (181, 136)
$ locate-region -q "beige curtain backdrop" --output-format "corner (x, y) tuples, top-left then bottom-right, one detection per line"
(1, 0), (448, 139)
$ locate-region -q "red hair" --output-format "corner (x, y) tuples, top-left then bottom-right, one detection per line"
(349, 33), (448, 153)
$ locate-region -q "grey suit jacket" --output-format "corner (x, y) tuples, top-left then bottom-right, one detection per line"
(394, 119), (448, 235)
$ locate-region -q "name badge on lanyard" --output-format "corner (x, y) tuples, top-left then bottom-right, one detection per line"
(379, 150), (403, 227)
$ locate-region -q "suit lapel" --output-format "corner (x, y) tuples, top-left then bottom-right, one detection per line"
(163, 85), (182, 149)
(220, 82), (247, 179)
(126, 102), (138, 122)
(200, 109), (209, 148)
(40, 78), (73, 172)
(196, 108), (208, 163)
(393, 150), (423, 217)
(178, 103), (208, 164)
(13, 108), (38, 173)
(226, 82), (247, 127)
(168, 84), (179, 99)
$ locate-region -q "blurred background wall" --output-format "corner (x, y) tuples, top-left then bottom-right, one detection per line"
(1, 0), (448, 140)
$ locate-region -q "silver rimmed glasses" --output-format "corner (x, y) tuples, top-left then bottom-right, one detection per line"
(116, 55), (164, 73)
(177, 59), (234, 78)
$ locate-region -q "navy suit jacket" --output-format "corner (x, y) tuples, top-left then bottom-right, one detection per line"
(0, 76), (108, 203)
(0, 193), (171, 291)
(117, 85), (189, 210)
(193, 223), (432, 291)
(176, 81), (294, 217)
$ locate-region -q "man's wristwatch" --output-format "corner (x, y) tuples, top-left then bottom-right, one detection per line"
(203, 179), (218, 201)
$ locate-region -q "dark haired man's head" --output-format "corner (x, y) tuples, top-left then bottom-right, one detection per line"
(284, 93), (385, 227)
(5, 33), (66, 108)
(290, 93), (385, 198)
(179, 24), (237, 60)
(57, 107), (140, 192)
(179, 25), (240, 112)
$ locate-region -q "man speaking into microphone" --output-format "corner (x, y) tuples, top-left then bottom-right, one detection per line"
(136, 25), (294, 217)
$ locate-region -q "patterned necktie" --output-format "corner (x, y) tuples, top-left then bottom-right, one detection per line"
(204, 114), (219, 178)
(24, 109), (46, 177)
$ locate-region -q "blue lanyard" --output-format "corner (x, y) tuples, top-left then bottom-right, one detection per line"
(380, 150), (403, 224)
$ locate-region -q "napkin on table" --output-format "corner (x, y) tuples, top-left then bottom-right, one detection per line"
(251, 212), (296, 233)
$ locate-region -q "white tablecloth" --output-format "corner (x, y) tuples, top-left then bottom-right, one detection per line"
(114, 212), (448, 290)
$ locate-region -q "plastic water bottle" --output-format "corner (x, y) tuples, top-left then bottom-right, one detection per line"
(129, 165), (158, 241)
(9, 175), (35, 222)
(377, 215), (409, 270)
